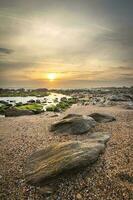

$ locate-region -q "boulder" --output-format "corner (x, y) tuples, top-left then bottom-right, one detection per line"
(89, 113), (116, 123)
(50, 115), (96, 134)
(5, 108), (34, 117)
(25, 134), (110, 185)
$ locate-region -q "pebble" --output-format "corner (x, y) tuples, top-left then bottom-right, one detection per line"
(76, 193), (82, 199)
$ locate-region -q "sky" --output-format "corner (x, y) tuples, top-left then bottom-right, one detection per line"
(0, 0), (133, 88)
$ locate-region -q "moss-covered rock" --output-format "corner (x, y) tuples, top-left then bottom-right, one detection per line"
(46, 105), (61, 112)
(0, 104), (11, 114)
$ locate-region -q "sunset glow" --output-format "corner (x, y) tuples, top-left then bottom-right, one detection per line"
(47, 73), (57, 81)
(0, 0), (132, 88)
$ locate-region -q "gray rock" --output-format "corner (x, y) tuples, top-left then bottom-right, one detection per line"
(50, 115), (96, 134)
(25, 140), (105, 185)
(5, 108), (34, 117)
(87, 132), (111, 143)
(89, 113), (116, 123)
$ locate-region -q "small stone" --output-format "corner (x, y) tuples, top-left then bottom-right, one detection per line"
(76, 193), (82, 199)
(89, 113), (116, 123)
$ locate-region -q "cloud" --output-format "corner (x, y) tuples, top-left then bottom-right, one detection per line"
(0, 47), (14, 54)
(0, 0), (132, 88)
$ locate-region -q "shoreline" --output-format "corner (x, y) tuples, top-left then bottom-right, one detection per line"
(0, 105), (132, 200)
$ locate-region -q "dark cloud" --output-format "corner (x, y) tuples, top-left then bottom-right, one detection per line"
(0, 47), (14, 54)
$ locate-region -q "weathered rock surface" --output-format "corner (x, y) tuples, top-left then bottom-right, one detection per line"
(89, 113), (116, 123)
(5, 108), (34, 117)
(87, 132), (111, 143)
(25, 132), (110, 185)
(50, 115), (96, 134)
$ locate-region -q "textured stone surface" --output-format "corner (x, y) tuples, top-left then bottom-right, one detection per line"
(25, 132), (111, 186)
(89, 113), (116, 123)
(87, 132), (111, 143)
(50, 115), (96, 134)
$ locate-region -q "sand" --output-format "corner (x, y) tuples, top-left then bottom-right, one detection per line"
(0, 105), (132, 200)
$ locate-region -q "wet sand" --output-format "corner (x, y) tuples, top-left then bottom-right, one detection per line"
(0, 105), (132, 200)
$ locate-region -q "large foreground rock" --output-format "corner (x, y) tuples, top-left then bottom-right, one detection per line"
(89, 113), (116, 123)
(25, 132), (110, 186)
(50, 115), (96, 134)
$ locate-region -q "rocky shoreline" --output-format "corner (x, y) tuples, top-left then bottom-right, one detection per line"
(0, 105), (132, 200)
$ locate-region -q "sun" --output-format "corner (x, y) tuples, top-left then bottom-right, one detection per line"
(47, 73), (57, 81)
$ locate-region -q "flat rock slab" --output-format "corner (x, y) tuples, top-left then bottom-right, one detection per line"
(25, 141), (104, 185)
(89, 113), (116, 123)
(50, 115), (96, 135)
(5, 108), (34, 117)
(25, 132), (110, 186)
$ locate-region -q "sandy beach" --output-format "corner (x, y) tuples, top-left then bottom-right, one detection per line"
(0, 105), (132, 200)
